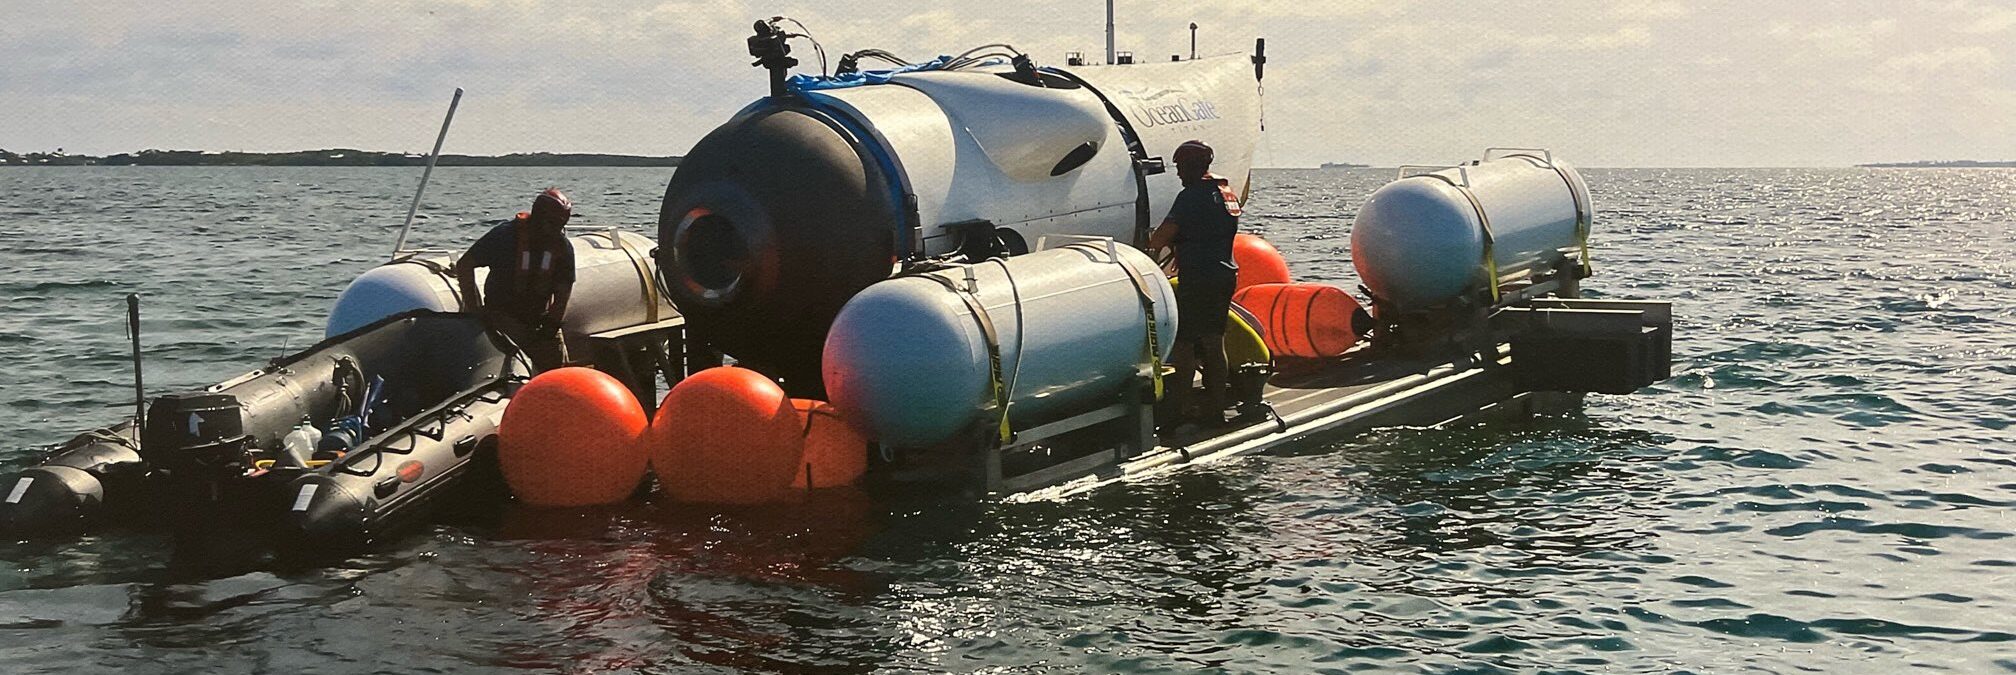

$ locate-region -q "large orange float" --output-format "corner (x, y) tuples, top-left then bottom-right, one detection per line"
(1231, 233), (1292, 291)
(497, 367), (650, 507)
(790, 399), (868, 489)
(1232, 283), (1369, 359)
(648, 367), (803, 504)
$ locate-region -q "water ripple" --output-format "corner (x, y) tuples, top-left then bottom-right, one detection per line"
(1, 167), (2014, 672)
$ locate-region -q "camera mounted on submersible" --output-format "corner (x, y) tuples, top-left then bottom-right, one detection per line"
(748, 19), (799, 98)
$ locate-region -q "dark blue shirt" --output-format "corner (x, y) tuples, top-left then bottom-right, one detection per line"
(1168, 180), (1240, 282)
(462, 220), (575, 320)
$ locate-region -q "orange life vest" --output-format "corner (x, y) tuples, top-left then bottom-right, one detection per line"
(1204, 173), (1243, 217)
(511, 213), (562, 296)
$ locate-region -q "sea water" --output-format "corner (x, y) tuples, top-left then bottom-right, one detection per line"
(1, 167), (2012, 673)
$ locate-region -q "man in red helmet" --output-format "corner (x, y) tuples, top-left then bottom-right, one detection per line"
(456, 188), (577, 371)
(1148, 140), (1243, 427)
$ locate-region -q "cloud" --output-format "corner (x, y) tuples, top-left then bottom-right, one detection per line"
(1612, 1), (1692, 20)
(1884, 46), (1997, 75)
(3, 1), (2013, 166)
(1950, 0), (2016, 34)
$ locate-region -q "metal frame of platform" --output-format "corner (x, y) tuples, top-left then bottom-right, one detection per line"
(631, 295), (1671, 501)
(581, 315), (693, 413)
(998, 345), (1533, 500)
(985, 297), (1672, 500)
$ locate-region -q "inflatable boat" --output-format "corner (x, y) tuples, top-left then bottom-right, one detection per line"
(2, 227), (686, 550)
(1, 311), (522, 548)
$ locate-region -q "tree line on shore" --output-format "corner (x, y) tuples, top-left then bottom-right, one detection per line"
(1857, 160), (2016, 168)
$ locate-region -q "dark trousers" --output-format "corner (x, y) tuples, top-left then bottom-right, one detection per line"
(1171, 274), (1235, 421)
(488, 312), (569, 372)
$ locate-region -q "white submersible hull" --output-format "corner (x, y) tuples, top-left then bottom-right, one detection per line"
(656, 36), (1264, 389)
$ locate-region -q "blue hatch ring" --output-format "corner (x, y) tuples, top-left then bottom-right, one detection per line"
(789, 94), (921, 261)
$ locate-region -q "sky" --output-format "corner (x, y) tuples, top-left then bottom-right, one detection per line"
(3, 1), (2013, 167)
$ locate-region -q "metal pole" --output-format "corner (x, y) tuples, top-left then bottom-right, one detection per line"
(1190, 23), (1197, 60)
(126, 293), (145, 428)
(390, 87), (464, 260)
(1105, 0), (1116, 65)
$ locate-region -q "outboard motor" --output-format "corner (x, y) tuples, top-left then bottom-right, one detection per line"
(141, 393), (253, 483)
(659, 18), (1265, 392)
(139, 392), (263, 529)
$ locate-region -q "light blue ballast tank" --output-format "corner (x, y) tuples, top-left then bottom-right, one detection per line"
(1351, 151), (1593, 311)
(822, 241), (1179, 449)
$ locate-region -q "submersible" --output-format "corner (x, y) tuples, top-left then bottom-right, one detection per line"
(657, 19), (1267, 390)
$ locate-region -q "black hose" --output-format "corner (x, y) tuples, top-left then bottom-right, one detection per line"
(851, 49), (913, 68)
(773, 16), (828, 76)
(943, 43), (1026, 71)
(988, 258), (1029, 409)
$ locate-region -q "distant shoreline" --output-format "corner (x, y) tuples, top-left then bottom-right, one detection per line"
(0, 148), (681, 167)
(1858, 160), (2016, 168)
(7, 149), (2009, 170)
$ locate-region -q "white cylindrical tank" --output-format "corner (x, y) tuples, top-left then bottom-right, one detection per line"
(325, 257), (471, 337)
(325, 229), (676, 338)
(559, 229), (679, 336)
(822, 241), (1178, 449)
(1351, 151), (1593, 311)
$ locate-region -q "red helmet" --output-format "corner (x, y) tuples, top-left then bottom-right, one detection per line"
(529, 188), (572, 225)
(1172, 140), (1213, 167)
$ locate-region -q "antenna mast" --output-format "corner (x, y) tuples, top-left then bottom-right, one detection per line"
(1105, 0), (1116, 64)
(390, 88), (464, 260)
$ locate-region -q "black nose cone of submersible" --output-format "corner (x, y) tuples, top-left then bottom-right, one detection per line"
(658, 104), (899, 393)
(0, 466), (105, 537)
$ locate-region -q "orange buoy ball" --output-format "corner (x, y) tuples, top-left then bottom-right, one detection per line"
(497, 367), (650, 507)
(649, 367), (803, 504)
(1232, 233), (1293, 291)
(790, 400), (868, 489)
(1233, 283), (1369, 359)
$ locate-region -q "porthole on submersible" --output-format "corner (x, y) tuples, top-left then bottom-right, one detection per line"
(671, 208), (753, 304)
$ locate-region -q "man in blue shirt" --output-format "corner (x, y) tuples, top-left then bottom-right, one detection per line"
(1147, 140), (1242, 426)
(456, 188), (577, 371)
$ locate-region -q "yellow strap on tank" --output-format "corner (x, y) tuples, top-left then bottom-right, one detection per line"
(973, 299), (1012, 444)
(605, 231), (664, 324)
(1575, 220), (1591, 277)
(1126, 262), (1166, 402)
(1416, 169), (1501, 304)
(1143, 295), (1164, 401)
(924, 274), (1013, 445)
(1453, 183), (1501, 304)
(1549, 164), (1594, 276)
